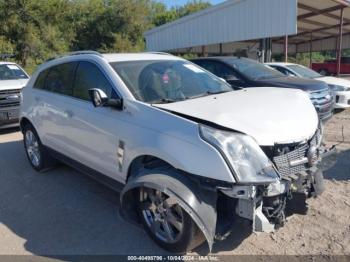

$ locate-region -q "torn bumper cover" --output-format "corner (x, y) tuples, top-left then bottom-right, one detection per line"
(220, 144), (337, 234)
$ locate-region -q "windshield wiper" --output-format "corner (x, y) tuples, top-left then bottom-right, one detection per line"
(151, 98), (178, 104)
(206, 90), (231, 95)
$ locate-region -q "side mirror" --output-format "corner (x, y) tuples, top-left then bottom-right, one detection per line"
(88, 88), (123, 110)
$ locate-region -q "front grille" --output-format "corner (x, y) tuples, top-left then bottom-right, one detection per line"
(309, 89), (332, 106)
(271, 128), (321, 178)
(0, 89), (21, 108)
(0, 89), (21, 95)
(336, 95), (340, 103)
(273, 143), (308, 177)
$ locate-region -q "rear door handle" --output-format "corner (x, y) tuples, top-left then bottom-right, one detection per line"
(64, 110), (74, 118)
(34, 96), (40, 102)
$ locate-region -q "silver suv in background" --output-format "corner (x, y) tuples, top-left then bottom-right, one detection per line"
(20, 51), (336, 253)
(0, 62), (29, 128)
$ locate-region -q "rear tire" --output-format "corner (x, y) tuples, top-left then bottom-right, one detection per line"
(137, 187), (205, 253)
(23, 123), (56, 172)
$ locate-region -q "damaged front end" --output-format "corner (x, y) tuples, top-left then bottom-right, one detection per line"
(217, 123), (337, 237)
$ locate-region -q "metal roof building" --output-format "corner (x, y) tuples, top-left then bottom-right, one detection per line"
(145, 0), (297, 52)
(144, 0), (350, 74)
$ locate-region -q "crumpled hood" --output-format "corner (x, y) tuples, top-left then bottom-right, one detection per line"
(0, 79), (28, 90)
(315, 76), (350, 90)
(256, 76), (329, 92)
(155, 87), (319, 146)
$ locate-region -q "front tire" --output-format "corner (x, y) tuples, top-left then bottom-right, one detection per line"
(23, 124), (56, 171)
(137, 187), (204, 253)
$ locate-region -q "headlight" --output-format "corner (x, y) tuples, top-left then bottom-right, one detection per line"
(199, 125), (279, 184)
(328, 84), (346, 91)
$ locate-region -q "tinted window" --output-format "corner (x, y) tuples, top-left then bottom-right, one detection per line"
(33, 69), (49, 89)
(224, 58), (284, 80)
(73, 61), (113, 101)
(270, 66), (293, 76)
(193, 60), (239, 79)
(0, 64), (28, 80)
(45, 62), (77, 95)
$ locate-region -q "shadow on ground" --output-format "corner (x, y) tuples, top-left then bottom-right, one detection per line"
(0, 127), (20, 135)
(0, 139), (170, 257)
(324, 147), (350, 181)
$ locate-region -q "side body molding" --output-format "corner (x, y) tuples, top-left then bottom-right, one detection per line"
(120, 168), (218, 250)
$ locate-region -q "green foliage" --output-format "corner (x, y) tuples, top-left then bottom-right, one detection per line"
(273, 51), (337, 67)
(0, 0), (211, 72)
(152, 0), (211, 27)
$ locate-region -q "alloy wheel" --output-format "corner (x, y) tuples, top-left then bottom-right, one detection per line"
(140, 188), (184, 243)
(25, 130), (41, 167)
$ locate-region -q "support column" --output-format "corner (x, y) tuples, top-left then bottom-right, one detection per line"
(219, 43), (223, 55)
(336, 7), (344, 76)
(265, 38), (272, 62)
(201, 45), (207, 57)
(284, 35), (288, 62)
(309, 32), (313, 67)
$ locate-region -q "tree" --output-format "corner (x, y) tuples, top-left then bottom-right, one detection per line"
(151, 0), (211, 27)
(0, 0), (73, 68)
(71, 0), (152, 52)
(0, 0), (212, 71)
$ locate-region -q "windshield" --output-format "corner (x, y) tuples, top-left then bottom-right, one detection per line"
(287, 64), (322, 78)
(110, 60), (232, 103)
(225, 58), (284, 80)
(0, 64), (28, 80)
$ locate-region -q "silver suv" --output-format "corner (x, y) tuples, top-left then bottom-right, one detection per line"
(20, 51), (336, 253)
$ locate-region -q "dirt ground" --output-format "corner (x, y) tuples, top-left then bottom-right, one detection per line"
(0, 109), (349, 258)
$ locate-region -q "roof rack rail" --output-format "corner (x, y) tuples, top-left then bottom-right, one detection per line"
(146, 51), (173, 56)
(45, 50), (102, 62)
(68, 50), (103, 57)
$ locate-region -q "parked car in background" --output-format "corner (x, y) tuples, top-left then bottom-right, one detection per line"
(191, 57), (334, 121)
(267, 62), (350, 109)
(20, 51), (336, 253)
(0, 62), (29, 128)
(311, 57), (350, 76)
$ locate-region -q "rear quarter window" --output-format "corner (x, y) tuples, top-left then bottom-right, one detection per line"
(33, 69), (49, 89)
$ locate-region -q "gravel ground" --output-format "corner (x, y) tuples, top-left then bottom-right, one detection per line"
(0, 109), (349, 258)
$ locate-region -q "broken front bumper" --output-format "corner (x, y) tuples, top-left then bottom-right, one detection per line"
(219, 144), (337, 234)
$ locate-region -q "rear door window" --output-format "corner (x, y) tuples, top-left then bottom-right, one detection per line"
(45, 62), (77, 96)
(271, 66), (295, 76)
(197, 60), (236, 78)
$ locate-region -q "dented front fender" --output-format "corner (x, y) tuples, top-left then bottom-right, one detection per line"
(120, 168), (218, 250)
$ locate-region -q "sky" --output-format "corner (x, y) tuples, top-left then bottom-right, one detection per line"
(159, 0), (225, 8)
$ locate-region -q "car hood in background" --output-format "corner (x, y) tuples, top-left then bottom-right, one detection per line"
(155, 87), (319, 146)
(315, 76), (350, 89)
(0, 79), (28, 90)
(256, 76), (328, 92)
